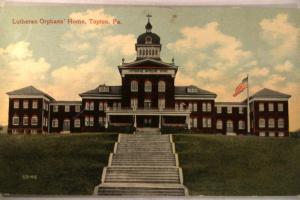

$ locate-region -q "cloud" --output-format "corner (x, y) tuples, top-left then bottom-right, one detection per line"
(249, 67), (269, 77)
(263, 74), (286, 87)
(260, 14), (299, 58)
(274, 60), (294, 72)
(197, 68), (223, 81)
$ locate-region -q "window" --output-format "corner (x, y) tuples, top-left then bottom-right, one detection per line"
(99, 102), (103, 110)
(99, 86), (109, 93)
(23, 100), (28, 109)
(89, 117), (94, 126)
(31, 115), (38, 126)
(202, 118), (207, 128)
(207, 118), (211, 128)
(158, 81), (166, 92)
(226, 120), (234, 132)
(217, 106), (222, 114)
(158, 98), (165, 110)
(238, 120), (245, 130)
(202, 103), (207, 112)
(268, 103), (274, 112)
(13, 100), (19, 109)
(193, 117), (198, 128)
(23, 115), (28, 125)
(259, 103), (264, 112)
(259, 132), (265, 137)
(268, 118), (275, 128)
(85, 102), (89, 110)
(12, 115), (19, 125)
(85, 116), (89, 126)
(104, 102), (108, 110)
(113, 102), (117, 110)
(187, 87), (198, 93)
(278, 118), (284, 128)
(118, 102), (121, 109)
(227, 107), (232, 114)
(207, 103), (212, 112)
(175, 103), (178, 111)
(75, 105), (80, 112)
(32, 100), (38, 109)
(193, 103), (198, 112)
(239, 107), (243, 114)
(90, 102), (94, 110)
(278, 132), (285, 137)
(65, 105), (70, 112)
(52, 119), (58, 128)
(53, 105), (58, 112)
(269, 132), (275, 137)
(99, 116), (104, 126)
(144, 99), (151, 109)
(188, 103), (192, 111)
(217, 120), (223, 129)
(180, 102), (184, 111)
(74, 119), (80, 128)
(131, 98), (138, 110)
(131, 80), (138, 92)
(144, 81), (152, 92)
(259, 118), (265, 128)
(43, 117), (47, 126)
(278, 103), (284, 112)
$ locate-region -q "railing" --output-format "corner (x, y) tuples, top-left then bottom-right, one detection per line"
(105, 107), (191, 113)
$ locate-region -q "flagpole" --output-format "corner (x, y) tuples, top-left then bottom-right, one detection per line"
(247, 74), (250, 134)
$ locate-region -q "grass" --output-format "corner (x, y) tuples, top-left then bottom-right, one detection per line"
(174, 134), (300, 196)
(0, 133), (118, 195)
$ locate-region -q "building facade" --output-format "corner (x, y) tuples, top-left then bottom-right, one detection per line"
(6, 19), (291, 136)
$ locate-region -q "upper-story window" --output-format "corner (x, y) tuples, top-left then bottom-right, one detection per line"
(32, 100), (38, 109)
(187, 87), (198, 93)
(23, 100), (28, 109)
(90, 102), (94, 110)
(13, 100), (19, 109)
(85, 101), (94, 111)
(131, 98), (138, 110)
(99, 85), (109, 93)
(144, 99), (151, 109)
(74, 119), (80, 128)
(259, 118), (265, 128)
(12, 115), (19, 126)
(259, 103), (264, 112)
(158, 81), (166, 92)
(144, 81), (152, 92)
(75, 105), (80, 112)
(52, 118), (58, 128)
(131, 80), (138, 92)
(217, 106), (222, 114)
(278, 103), (284, 112)
(193, 102), (198, 112)
(65, 105), (70, 112)
(53, 105), (58, 112)
(227, 107), (232, 114)
(207, 103), (212, 112)
(188, 103), (192, 111)
(202, 103), (207, 112)
(99, 102), (103, 110)
(268, 103), (274, 112)
(278, 118), (284, 128)
(268, 118), (275, 128)
(239, 107), (243, 114)
(31, 115), (38, 126)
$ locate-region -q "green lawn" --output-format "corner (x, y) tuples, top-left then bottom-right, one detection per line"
(174, 134), (300, 196)
(0, 133), (117, 195)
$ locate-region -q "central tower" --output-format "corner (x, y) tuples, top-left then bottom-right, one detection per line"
(135, 14), (162, 60)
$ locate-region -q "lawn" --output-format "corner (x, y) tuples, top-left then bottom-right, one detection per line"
(174, 134), (300, 196)
(0, 133), (118, 195)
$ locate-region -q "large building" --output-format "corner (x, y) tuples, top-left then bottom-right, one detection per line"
(6, 18), (291, 137)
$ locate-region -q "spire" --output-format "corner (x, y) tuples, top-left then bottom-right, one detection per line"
(145, 13), (152, 32)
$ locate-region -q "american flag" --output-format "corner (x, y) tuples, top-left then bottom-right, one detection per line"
(233, 77), (248, 97)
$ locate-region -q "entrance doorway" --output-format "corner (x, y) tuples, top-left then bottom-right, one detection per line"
(137, 116), (159, 128)
(63, 119), (70, 132)
(144, 117), (152, 127)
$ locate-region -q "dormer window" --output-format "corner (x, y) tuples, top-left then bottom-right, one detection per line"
(145, 36), (152, 44)
(99, 85), (109, 93)
(187, 87), (198, 93)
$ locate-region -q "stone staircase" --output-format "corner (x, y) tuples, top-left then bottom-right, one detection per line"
(94, 130), (188, 196)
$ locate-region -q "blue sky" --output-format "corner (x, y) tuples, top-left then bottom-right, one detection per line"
(0, 6), (299, 130)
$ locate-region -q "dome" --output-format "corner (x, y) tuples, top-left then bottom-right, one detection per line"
(137, 32), (160, 45)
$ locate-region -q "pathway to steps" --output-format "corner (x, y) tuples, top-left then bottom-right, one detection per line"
(94, 129), (189, 196)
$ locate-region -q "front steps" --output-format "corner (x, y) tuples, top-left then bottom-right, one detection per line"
(94, 132), (188, 196)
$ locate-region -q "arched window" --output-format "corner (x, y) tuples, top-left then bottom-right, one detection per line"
(259, 118), (265, 128)
(131, 80), (138, 92)
(23, 115), (28, 126)
(226, 120), (233, 132)
(139, 49), (142, 56)
(152, 49), (155, 56)
(217, 120), (223, 130)
(158, 80), (166, 92)
(146, 49), (148, 56)
(268, 118), (275, 128)
(142, 49), (145, 56)
(238, 120), (245, 130)
(31, 115), (38, 126)
(12, 115), (19, 126)
(144, 80), (152, 92)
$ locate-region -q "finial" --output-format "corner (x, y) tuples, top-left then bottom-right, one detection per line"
(172, 57), (175, 65)
(122, 58), (125, 64)
(145, 12), (152, 32)
(146, 12), (152, 22)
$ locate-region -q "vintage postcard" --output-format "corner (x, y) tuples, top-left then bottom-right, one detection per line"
(0, 1), (299, 198)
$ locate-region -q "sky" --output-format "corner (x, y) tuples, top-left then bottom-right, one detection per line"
(0, 5), (299, 130)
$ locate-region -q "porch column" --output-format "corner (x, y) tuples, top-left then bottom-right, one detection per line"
(186, 115), (191, 130)
(134, 115), (137, 128)
(105, 115), (109, 129)
(159, 115), (162, 129)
